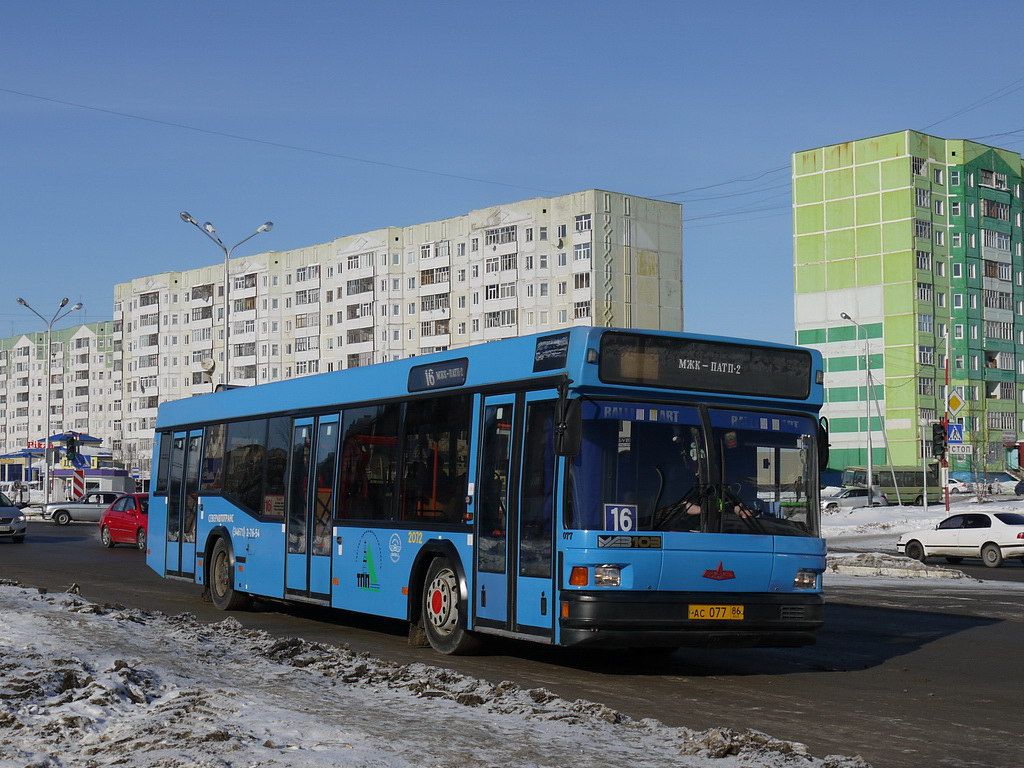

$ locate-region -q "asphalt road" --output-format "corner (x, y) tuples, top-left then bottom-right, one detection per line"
(2, 522), (1022, 768)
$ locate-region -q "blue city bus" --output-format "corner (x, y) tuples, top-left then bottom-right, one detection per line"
(147, 328), (829, 654)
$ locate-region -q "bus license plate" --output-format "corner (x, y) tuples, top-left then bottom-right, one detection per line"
(0, 526), (11, 533)
(688, 604), (744, 621)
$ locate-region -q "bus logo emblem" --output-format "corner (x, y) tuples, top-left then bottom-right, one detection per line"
(703, 562), (735, 581)
(355, 532), (382, 591)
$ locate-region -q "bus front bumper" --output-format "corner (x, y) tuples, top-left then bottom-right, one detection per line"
(558, 590), (824, 648)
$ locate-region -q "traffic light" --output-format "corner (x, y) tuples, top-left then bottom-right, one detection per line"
(65, 434), (79, 462)
(931, 422), (946, 458)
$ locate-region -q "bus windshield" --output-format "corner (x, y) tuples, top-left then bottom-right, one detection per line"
(566, 401), (819, 537)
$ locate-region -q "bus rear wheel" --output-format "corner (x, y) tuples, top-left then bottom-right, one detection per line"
(209, 538), (250, 611)
(421, 557), (478, 655)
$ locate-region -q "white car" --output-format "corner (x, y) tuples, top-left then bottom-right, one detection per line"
(897, 511), (1024, 567)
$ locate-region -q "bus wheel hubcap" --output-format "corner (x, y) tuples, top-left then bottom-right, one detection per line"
(427, 570), (458, 635)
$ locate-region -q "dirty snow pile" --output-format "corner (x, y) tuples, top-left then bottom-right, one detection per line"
(826, 552), (965, 579)
(0, 582), (869, 768)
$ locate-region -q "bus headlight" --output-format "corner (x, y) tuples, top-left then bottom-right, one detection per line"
(793, 570), (818, 589)
(594, 565), (621, 587)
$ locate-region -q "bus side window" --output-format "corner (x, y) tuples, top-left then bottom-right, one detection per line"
(519, 401), (556, 578)
(336, 403), (401, 521)
(155, 433), (173, 495)
(400, 394), (472, 525)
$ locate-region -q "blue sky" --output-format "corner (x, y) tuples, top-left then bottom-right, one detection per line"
(3, 2), (1024, 342)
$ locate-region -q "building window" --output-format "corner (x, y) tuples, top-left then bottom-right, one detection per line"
(950, 170), (960, 186)
(914, 219), (931, 239)
(953, 294), (963, 309)
(573, 301), (591, 319)
(981, 198), (1010, 221)
(574, 272), (591, 289)
(557, 252), (567, 267)
(573, 242), (592, 261)
(917, 345), (934, 365)
(911, 157), (926, 176)
(933, 168), (944, 185)
(934, 230), (944, 246)
(952, 232), (961, 247)
(917, 377), (935, 396)
(574, 214), (592, 232)
(933, 199), (944, 216)
(539, 254), (548, 269)
(915, 187), (931, 208)
(979, 169), (1009, 190)
(484, 225), (517, 245)
(917, 314), (933, 333)
(915, 250), (932, 270)
(916, 282), (933, 302)
(557, 224), (567, 238)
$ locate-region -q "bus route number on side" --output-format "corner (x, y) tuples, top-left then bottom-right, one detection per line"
(603, 504), (637, 532)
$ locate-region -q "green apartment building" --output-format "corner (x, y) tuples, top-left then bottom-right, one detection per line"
(793, 130), (1024, 474)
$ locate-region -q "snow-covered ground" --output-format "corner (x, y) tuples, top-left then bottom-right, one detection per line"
(0, 582), (868, 768)
(821, 496), (1024, 552)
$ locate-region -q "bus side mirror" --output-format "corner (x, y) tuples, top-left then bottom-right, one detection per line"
(556, 400), (581, 457)
(817, 417), (830, 469)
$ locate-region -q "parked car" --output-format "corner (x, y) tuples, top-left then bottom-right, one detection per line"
(0, 492), (27, 543)
(98, 494), (149, 550)
(947, 478), (970, 494)
(897, 511), (1024, 568)
(42, 491), (121, 525)
(821, 487), (889, 512)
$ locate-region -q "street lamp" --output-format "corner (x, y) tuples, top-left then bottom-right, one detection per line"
(179, 212), (273, 386)
(840, 312), (874, 506)
(17, 297), (83, 508)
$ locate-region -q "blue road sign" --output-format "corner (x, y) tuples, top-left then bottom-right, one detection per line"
(947, 423), (964, 444)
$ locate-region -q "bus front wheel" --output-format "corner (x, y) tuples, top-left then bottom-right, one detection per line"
(209, 538), (250, 611)
(421, 557), (479, 655)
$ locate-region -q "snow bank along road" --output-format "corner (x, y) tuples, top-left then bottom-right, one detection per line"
(0, 583), (868, 768)
(2, 525), (1022, 767)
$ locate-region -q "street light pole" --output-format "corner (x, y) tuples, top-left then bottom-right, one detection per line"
(179, 213), (273, 386)
(17, 297), (83, 508)
(841, 312), (873, 505)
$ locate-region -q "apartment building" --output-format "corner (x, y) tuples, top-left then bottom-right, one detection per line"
(793, 130), (1024, 472)
(0, 322), (120, 457)
(114, 189), (683, 475)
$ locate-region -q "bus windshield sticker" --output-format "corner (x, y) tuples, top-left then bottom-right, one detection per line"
(599, 332), (812, 399)
(533, 332), (570, 372)
(407, 358), (469, 392)
(603, 503), (637, 532)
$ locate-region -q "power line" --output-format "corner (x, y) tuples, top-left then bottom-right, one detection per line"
(0, 86), (557, 196)
(654, 164), (789, 198)
(921, 74), (1024, 131)
(680, 181), (790, 203)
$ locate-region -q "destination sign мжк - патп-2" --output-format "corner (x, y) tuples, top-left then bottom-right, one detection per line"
(598, 332), (812, 399)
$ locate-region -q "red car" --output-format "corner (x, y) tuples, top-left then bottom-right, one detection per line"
(99, 493), (149, 550)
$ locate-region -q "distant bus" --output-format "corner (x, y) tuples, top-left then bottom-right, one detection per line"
(147, 328), (829, 654)
(841, 465), (942, 505)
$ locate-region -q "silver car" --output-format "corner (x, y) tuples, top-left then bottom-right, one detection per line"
(0, 492), (27, 542)
(821, 487), (889, 511)
(43, 491), (121, 525)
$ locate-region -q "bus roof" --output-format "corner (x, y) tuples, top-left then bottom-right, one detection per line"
(155, 327), (824, 429)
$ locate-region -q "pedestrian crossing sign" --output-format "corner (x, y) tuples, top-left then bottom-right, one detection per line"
(946, 423), (964, 444)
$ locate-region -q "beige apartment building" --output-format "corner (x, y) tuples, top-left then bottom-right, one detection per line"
(6, 190), (682, 477)
(0, 322), (120, 457)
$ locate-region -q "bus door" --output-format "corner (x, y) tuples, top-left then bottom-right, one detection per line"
(474, 392), (556, 639)
(165, 429), (201, 578)
(285, 415), (338, 601)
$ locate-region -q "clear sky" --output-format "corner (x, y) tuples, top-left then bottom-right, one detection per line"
(3, 1), (1024, 342)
